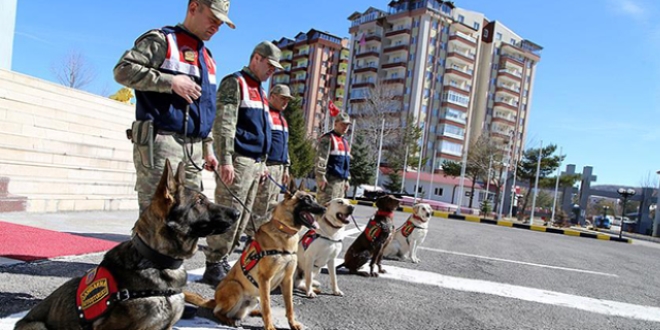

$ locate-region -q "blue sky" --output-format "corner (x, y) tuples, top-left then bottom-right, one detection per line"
(10, 0), (660, 188)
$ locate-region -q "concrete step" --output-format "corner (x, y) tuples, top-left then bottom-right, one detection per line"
(23, 194), (137, 212)
(0, 143), (133, 171)
(0, 131), (131, 159)
(8, 176), (135, 196)
(0, 161), (135, 183)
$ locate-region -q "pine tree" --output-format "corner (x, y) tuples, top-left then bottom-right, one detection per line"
(349, 134), (376, 197)
(283, 98), (315, 180)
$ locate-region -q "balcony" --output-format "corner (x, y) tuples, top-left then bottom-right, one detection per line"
(291, 65), (307, 73)
(494, 99), (518, 111)
(383, 77), (405, 85)
(449, 31), (477, 46)
(500, 54), (524, 67)
(498, 68), (522, 81)
(382, 60), (406, 69)
(383, 44), (409, 53)
(356, 50), (380, 59)
(385, 26), (411, 37)
(291, 74), (307, 84)
(495, 85), (520, 97)
(447, 51), (475, 64)
(354, 64), (379, 73)
(445, 67), (472, 80)
(365, 33), (382, 43)
(444, 83), (471, 95)
(352, 81), (376, 89)
(492, 112), (516, 123)
(502, 43), (541, 62)
(273, 76), (290, 84)
(292, 50), (310, 60)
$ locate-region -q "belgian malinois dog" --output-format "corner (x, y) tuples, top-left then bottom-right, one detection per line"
(15, 160), (240, 330)
(338, 195), (400, 277)
(184, 190), (326, 330)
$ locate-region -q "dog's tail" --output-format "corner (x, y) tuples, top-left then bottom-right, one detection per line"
(184, 291), (217, 309)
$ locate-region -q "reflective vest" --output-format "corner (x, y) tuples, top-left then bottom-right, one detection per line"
(234, 71), (271, 161)
(267, 109), (289, 164)
(135, 25), (216, 138)
(324, 131), (350, 180)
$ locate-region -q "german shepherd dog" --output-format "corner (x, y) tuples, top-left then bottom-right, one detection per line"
(184, 190), (326, 330)
(338, 195), (400, 277)
(15, 160), (240, 330)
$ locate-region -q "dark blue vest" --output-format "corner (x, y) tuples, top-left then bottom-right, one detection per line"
(233, 71), (271, 161)
(267, 109), (289, 164)
(134, 26), (216, 138)
(324, 131), (350, 180)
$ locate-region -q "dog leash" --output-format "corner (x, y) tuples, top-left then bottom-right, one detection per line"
(349, 214), (363, 232)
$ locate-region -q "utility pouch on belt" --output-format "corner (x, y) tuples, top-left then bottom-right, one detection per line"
(130, 120), (154, 168)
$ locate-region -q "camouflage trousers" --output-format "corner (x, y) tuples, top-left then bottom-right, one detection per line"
(205, 155), (264, 263)
(316, 175), (347, 205)
(133, 134), (203, 213)
(243, 164), (285, 238)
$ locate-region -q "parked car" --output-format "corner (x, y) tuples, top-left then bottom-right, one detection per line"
(612, 216), (631, 227)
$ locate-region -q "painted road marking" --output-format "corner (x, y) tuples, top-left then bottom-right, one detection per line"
(331, 258), (660, 323)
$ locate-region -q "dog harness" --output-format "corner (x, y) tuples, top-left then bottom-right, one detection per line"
(75, 266), (180, 326)
(240, 239), (293, 288)
(300, 229), (342, 251)
(400, 217), (424, 238)
(75, 235), (184, 327)
(365, 211), (394, 242)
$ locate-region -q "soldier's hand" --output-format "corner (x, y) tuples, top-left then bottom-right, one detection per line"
(220, 164), (235, 185)
(172, 75), (202, 104)
(344, 182), (350, 192)
(282, 170), (290, 187)
(204, 154), (218, 171)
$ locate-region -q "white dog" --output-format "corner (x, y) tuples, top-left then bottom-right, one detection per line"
(383, 203), (432, 263)
(295, 198), (354, 298)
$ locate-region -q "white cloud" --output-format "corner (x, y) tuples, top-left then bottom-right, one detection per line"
(609, 0), (650, 22)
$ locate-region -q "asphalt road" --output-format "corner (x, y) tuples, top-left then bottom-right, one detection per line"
(2, 205), (660, 329)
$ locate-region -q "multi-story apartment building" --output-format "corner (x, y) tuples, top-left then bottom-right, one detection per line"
(271, 29), (350, 138)
(345, 0), (541, 171)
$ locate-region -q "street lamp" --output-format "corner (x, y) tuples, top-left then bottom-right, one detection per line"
(617, 188), (636, 239)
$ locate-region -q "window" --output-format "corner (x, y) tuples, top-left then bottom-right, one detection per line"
(473, 22), (480, 30)
(440, 141), (463, 156)
(442, 91), (470, 107)
(434, 187), (444, 196)
(458, 15), (465, 23)
(496, 32), (502, 40)
(483, 29), (489, 38)
(510, 38), (516, 45)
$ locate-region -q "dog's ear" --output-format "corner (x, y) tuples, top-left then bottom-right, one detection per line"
(153, 159), (176, 208)
(175, 161), (186, 187)
(287, 178), (298, 195)
(413, 204), (421, 213)
(324, 201), (331, 207)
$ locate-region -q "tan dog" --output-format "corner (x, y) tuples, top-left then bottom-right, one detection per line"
(185, 190), (326, 330)
(14, 160), (239, 330)
(294, 198), (355, 298)
(383, 203), (432, 263)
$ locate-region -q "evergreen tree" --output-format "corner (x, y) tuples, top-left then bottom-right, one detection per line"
(349, 134), (376, 197)
(283, 98), (315, 180)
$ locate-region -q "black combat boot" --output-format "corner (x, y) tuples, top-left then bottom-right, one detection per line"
(201, 257), (231, 287)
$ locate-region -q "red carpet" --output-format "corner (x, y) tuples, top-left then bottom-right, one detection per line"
(0, 221), (118, 262)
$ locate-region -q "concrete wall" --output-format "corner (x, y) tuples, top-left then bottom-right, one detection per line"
(0, 70), (219, 213)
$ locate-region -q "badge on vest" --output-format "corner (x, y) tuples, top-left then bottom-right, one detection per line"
(184, 50), (197, 62)
(76, 266), (119, 322)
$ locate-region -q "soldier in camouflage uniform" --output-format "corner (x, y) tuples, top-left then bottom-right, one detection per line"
(113, 0), (235, 213)
(315, 112), (352, 205)
(203, 41), (283, 285)
(243, 84), (294, 239)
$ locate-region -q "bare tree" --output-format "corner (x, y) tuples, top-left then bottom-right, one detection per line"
(51, 49), (97, 89)
(350, 79), (405, 162)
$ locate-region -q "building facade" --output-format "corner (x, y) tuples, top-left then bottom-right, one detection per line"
(271, 29), (350, 138)
(344, 0), (541, 171)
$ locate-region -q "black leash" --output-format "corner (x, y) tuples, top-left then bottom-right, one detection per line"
(350, 214), (363, 232)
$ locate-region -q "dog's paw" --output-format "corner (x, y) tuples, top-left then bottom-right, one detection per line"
(306, 290), (318, 298)
(379, 268), (387, 274)
(289, 321), (304, 330)
(333, 289), (344, 296)
(370, 272), (379, 277)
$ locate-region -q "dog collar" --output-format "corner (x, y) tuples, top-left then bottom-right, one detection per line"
(323, 216), (343, 229)
(131, 235), (184, 270)
(271, 219), (298, 236)
(376, 210), (394, 218)
(412, 214), (426, 222)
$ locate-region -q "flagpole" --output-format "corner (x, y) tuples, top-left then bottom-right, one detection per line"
(374, 118), (385, 189)
(428, 152), (437, 200)
(529, 140), (543, 224)
(414, 129), (426, 202)
(349, 119), (356, 149)
(400, 146), (409, 193)
(550, 147), (562, 223)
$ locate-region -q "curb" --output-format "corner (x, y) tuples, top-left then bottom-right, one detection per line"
(349, 200), (632, 244)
